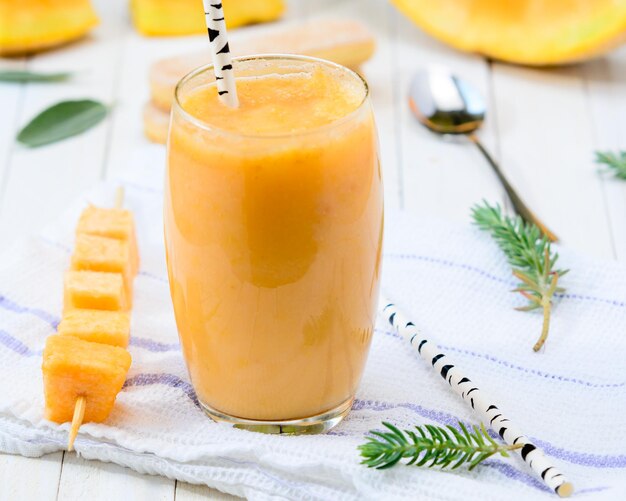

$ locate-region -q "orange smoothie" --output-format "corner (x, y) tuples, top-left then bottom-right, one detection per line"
(165, 56), (383, 428)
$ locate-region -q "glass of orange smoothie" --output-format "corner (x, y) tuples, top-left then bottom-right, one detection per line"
(165, 55), (383, 433)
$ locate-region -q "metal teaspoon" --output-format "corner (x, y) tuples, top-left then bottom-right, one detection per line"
(408, 67), (558, 242)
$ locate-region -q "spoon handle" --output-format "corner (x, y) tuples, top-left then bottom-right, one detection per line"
(468, 133), (559, 242)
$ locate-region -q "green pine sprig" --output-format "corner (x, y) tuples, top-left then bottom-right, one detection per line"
(471, 201), (567, 351)
(359, 421), (521, 470)
(595, 150), (626, 180)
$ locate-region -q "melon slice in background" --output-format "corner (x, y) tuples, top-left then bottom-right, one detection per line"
(130, 0), (285, 36)
(0, 0), (99, 56)
(391, 0), (626, 65)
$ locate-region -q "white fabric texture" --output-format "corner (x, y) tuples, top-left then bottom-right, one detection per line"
(0, 158), (625, 500)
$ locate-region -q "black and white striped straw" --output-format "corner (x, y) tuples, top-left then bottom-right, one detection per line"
(202, 1), (239, 108)
(381, 297), (574, 497)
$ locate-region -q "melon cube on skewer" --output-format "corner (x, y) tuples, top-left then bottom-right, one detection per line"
(42, 335), (131, 423)
(76, 206), (139, 275)
(71, 234), (134, 306)
(64, 270), (128, 312)
(58, 309), (130, 348)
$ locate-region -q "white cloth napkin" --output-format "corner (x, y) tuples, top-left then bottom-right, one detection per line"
(1, 157), (625, 500)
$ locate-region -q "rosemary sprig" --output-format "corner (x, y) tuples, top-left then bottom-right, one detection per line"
(471, 201), (567, 351)
(595, 150), (626, 180)
(359, 421), (521, 470)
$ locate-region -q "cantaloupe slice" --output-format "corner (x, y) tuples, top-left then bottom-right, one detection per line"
(130, 0), (285, 36)
(58, 309), (130, 348)
(42, 335), (131, 423)
(64, 270), (128, 312)
(71, 234), (135, 304)
(0, 0), (99, 56)
(392, 0), (626, 65)
(76, 206), (139, 275)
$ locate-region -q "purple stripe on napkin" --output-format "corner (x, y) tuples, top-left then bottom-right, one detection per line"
(0, 295), (59, 329)
(385, 253), (626, 308)
(124, 373), (199, 407)
(377, 329), (625, 389)
(129, 337), (180, 352)
(0, 330), (40, 357)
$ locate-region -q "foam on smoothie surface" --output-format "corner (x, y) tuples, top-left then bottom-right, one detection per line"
(181, 64), (364, 135)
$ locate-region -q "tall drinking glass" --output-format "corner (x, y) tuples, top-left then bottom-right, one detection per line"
(165, 55), (383, 433)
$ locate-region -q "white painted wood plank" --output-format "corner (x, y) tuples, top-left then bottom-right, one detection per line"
(582, 46), (626, 261)
(490, 62), (614, 258)
(284, 0), (307, 19)
(0, 58), (27, 201)
(175, 482), (241, 501)
(299, 0), (336, 17)
(361, 0), (401, 211)
(0, 452), (63, 501)
(57, 453), (174, 501)
(393, 8), (504, 217)
(0, 0), (125, 249)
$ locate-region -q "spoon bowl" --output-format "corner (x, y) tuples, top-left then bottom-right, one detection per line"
(408, 66), (558, 242)
(409, 67), (485, 135)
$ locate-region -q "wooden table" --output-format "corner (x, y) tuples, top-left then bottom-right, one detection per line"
(1, 0), (625, 499)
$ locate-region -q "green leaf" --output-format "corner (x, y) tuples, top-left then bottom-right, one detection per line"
(0, 70), (73, 83)
(595, 150), (626, 180)
(359, 420), (522, 471)
(17, 100), (108, 148)
(471, 201), (567, 351)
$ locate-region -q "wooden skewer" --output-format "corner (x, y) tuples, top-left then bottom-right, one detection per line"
(68, 396), (86, 451)
(67, 187), (126, 452)
(115, 186), (125, 210)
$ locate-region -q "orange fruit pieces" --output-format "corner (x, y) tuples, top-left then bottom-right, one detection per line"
(42, 335), (131, 423)
(391, 0), (626, 65)
(0, 0), (99, 56)
(130, 0), (285, 36)
(63, 270), (128, 312)
(57, 309), (131, 348)
(71, 234), (135, 304)
(76, 206), (140, 276)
